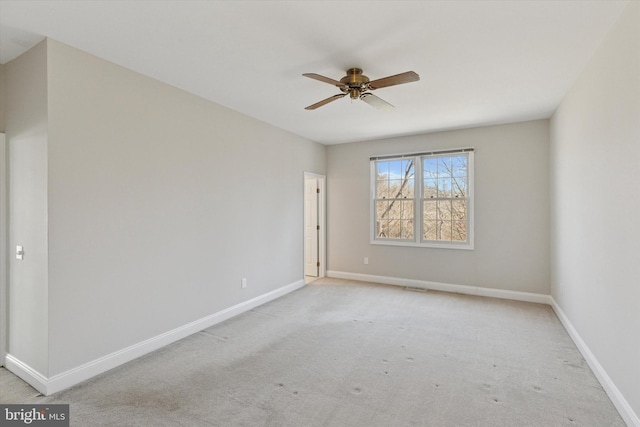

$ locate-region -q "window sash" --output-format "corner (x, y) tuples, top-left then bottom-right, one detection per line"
(420, 152), (469, 244)
(373, 157), (416, 241)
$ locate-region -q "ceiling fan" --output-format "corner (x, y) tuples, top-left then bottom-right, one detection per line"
(302, 68), (419, 110)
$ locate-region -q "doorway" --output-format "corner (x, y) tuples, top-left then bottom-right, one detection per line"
(304, 173), (325, 283)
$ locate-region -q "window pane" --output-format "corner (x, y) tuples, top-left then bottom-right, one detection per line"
(402, 179), (415, 198)
(376, 219), (389, 238)
(437, 200), (452, 220)
(389, 179), (404, 198)
(388, 201), (401, 219)
(387, 219), (402, 238)
(437, 178), (452, 198)
(437, 220), (452, 241)
(376, 180), (388, 199)
(376, 201), (390, 220)
(452, 200), (466, 221)
(452, 221), (467, 241)
(376, 161), (389, 178)
(438, 157), (452, 178)
(423, 220), (437, 240)
(452, 155), (467, 177)
(389, 161), (403, 179)
(400, 220), (414, 239)
(452, 177), (467, 198)
(401, 159), (414, 178)
(400, 200), (414, 219)
(399, 160), (414, 198)
(423, 158), (438, 179)
(423, 200), (437, 220)
(424, 179), (437, 199)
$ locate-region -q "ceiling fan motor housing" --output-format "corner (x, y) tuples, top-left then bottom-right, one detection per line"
(340, 68), (370, 99)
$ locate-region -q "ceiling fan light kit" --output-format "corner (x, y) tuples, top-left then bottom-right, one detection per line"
(303, 67), (419, 110)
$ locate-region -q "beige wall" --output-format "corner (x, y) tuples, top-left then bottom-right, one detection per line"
(327, 120), (550, 294)
(5, 39), (326, 378)
(550, 1), (640, 419)
(4, 41), (50, 375)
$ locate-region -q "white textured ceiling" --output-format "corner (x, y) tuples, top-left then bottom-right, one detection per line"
(0, 0), (629, 144)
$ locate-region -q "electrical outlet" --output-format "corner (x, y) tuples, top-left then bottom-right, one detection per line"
(364, 257), (369, 265)
(241, 278), (247, 288)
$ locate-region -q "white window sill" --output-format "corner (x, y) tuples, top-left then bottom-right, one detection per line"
(370, 239), (474, 250)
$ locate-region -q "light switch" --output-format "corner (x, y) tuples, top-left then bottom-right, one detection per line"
(16, 246), (24, 260)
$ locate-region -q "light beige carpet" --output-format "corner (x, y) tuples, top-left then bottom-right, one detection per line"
(1, 278), (625, 426)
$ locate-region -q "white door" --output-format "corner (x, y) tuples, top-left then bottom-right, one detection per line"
(304, 177), (319, 277)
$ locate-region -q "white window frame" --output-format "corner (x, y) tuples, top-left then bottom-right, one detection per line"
(370, 149), (474, 250)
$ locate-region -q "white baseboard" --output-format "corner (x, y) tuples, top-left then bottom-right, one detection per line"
(327, 270), (552, 305)
(4, 354), (48, 395)
(6, 273), (637, 426)
(550, 298), (639, 427)
(6, 279), (305, 396)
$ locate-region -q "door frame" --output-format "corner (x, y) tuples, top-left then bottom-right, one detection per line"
(303, 172), (326, 280)
(1, 133), (7, 366)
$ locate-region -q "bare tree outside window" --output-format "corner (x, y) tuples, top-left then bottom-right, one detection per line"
(423, 155), (468, 242)
(375, 159), (414, 239)
(372, 150), (472, 248)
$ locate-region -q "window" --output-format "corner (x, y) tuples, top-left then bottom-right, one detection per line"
(371, 149), (474, 249)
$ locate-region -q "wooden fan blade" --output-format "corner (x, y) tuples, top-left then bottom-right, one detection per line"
(360, 93), (394, 110)
(303, 73), (346, 88)
(305, 93), (346, 110)
(368, 71), (420, 90)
